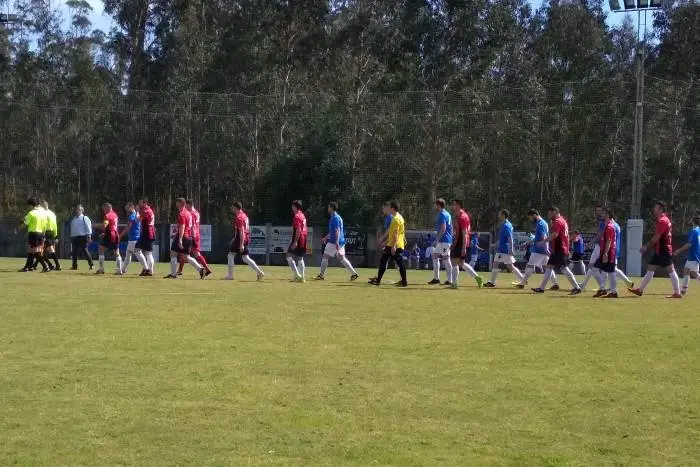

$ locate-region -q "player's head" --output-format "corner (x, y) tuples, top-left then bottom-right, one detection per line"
(175, 198), (186, 210)
(292, 200), (303, 213)
(328, 201), (338, 214)
(27, 197), (38, 208)
(382, 202), (391, 215)
(451, 199), (463, 213)
(389, 201), (399, 213)
(693, 215), (700, 227)
(138, 198), (149, 209)
(604, 207), (615, 220)
(40, 200), (49, 210)
(573, 229), (580, 236)
(499, 209), (510, 221)
(75, 204), (84, 215)
(102, 202), (112, 213)
(595, 204), (603, 219)
(185, 199), (194, 210)
(232, 200), (242, 215)
(653, 200), (666, 217)
(548, 206), (560, 220)
(527, 208), (540, 222)
(434, 198), (446, 211)
(125, 202), (135, 212)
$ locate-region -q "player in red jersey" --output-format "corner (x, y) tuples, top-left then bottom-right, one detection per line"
(449, 200), (484, 288)
(164, 198), (205, 279)
(629, 201), (682, 298)
(287, 200), (308, 282)
(134, 199), (157, 276)
(177, 200), (211, 276)
(96, 203), (123, 275)
(593, 208), (619, 298)
(223, 201), (265, 280)
(532, 206), (581, 295)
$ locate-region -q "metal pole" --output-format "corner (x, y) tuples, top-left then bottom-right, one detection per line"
(635, 10), (647, 218)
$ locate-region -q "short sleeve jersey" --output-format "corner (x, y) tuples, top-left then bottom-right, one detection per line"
(328, 212), (345, 247)
(45, 210), (58, 234)
(655, 214), (673, 256)
(687, 226), (700, 262)
(234, 211), (250, 244)
(573, 234), (585, 254)
(551, 216), (570, 255)
(435, 209), (453, 243)
(190, 208), (201, 240)
(140, 206), (156, 240)
(612, 221), (622, 259)
(128, 212), (141, 241)
(24, 208), (45, 233)
(104, 211), (119, 235)
(293, 211), (308, 247)
(532, 218), (549, 255)
(386, 213), (406, 249)
(177, 208), (193, 238)
(599, 221), (617, 263)
(498, 220), (513, 254)
(455, 210), (471, 245)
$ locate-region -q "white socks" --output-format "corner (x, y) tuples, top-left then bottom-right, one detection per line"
(539, 268), (554, 289)
(433, 257), (440, 280)
(135, 249), (147, 269)
(287, 256), (300, 278)
(187, 255), (202, 272)
(243, 256), (263, 274)
(510, 265), (524, 281)
(639, 271), (655, 291)
(609, 272), (618, 293)
(98, 254), (105, 271)
(490, 268), (498, 284)
(297, 258), (305, 279)
(170, 256), (178, 276)
(146, 252), (155, 272)
(462, 262), (478, 278)
(320, 258), (329, 277)
(550, 271), (559, 286)
(682, 275), (690, 293)
(520, 267), (534, 285)
(442, 257), (453, 282)
(669, 270), (681, 295)
(227, 253), (235, 278)
(562, 267), (579, 289)
(452, 265), (460, 286)
(340, 257), (357, 275)
(616, 268), (631, 284)
(123, 253), (132, 272)
(115, 255), (122, 273)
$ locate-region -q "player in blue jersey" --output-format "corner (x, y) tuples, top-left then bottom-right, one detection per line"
(316, 202), (359, 281)
(611, 214), (634, 288)
(428, 198), (454, 285)
(485, 209), (524, 287)
(119, 202), (142, 274)
(515, 209), (559, 289)
(571, 230), (586, 274)
(579, 205), (606, 291)
(673, 215), (700, 295)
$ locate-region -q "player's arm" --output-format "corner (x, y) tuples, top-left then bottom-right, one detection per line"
(237, 224), (245, 251)
(602, 234), (612, 263)
(292, 228), (300, 248)
(437, 221), (446, 241)
(119, 220), (134, 241)
(508, 235), (514, 256)
(673, 242), (690, 256)
(461, 229), (468, 256)
(642, 233), (661, 253)
(334, 227), (341, 247)
(178, 222), (185, 246)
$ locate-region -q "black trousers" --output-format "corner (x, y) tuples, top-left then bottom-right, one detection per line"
(71, 236), (94, 267)
(377, 247), (407, 284)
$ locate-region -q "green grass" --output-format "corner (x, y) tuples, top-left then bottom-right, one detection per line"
(1, 257), (699, 466)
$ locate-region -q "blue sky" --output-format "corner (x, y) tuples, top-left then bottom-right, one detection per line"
(69, 0), (629, 34)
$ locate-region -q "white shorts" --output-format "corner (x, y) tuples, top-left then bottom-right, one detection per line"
(589, 245), (600, 265)
(527, 253), (549, 268)
(684, 261), (699, 273)
(126, 240), (137, 253)
(494, 253), (515, 265)
(434, 243), (451, 257)
(324, 243), (345, 258)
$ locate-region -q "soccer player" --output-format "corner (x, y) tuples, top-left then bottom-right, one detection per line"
(18, 198), (49, 272)
(119, 202), (141, 274)
(449, 199), (484, 288)
(224, 201), (265, 281)
(673, 215), (700, 295)
(287, 200), (308, 283)
(468, 233), (481, 269)
(485, 209), (524, 287)
(628, 201), (682, 298)
(515, 209), (550, 289)
(164, 198), (205, 279)
(369, 201), (407, 287)
(429, 198), (453, 285)
(610, 213), (634, 288)
(96, 203), (122, 275)
(41, 200), (61, 271)
(134, 199), (156, 276)
(369, 203), (394, 282)
(593, 208), (619, 298)
(579, 205), (606, 291)
(571, 230), (586, 274)
(316, 202), (359, 281)
(532, 207), (582, 295)
(178, 200), (212, 276)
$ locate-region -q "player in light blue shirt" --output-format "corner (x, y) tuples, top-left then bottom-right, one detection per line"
(515, 208), (558, 289)
(119, 202), (142, 274)
(429, 198), (454, 285)
(673, 215), (700, 295)
(317, 202), (359, 281)
(485, 209), (524, 287)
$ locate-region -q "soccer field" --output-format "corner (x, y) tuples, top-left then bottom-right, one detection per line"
(1, 258), (698, 465)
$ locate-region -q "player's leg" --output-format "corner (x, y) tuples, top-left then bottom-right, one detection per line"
(337, 250), (359, 279)
(534, 265), (555, 292)
(286, 252), (301, 279)
(113, 247), (123, 275)
(615, 267), (633, 288)
(296, 255), (306, 281)
(318, 253), (331, 279)
(561, 266), (580, 291)
(441, 249), (453, 285)
(507, 262), (524, 282)
(49, 242), (60, 270)
(372, 248), (392, 284)
(71, 237), (79, 269)
(430, 249), (441, 284)
(634, 264), (657, 294)
(81, 236), (94, 269)
(195, 251), (211, 274)
(177, 256), (185, 275)
(549, 270), (559, 290)
(487, 257), (500, 286)
(451, 258), (462, 288)
(666, 263), (681, 298)
(165, 236), (180, 278)
(134, 248), (148, 272)
(123, 241), (135, 273)
(394, 249), (408, 286)
(98, 245), (106, 273)
(460, 259), (483, 287)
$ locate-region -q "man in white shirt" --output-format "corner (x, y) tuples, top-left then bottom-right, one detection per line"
(70, 205), (94, 270)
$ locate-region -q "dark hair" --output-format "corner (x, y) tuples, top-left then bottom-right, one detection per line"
(435, 198), (446, 209)
(527, 208), (539, 217)
(186, 199), (193, 205)
(452, 199), (463, 208)
(176, 197), (186, 205)
(126, 202), (135, 209)
(329, 201), (338, 211)
(139, 198), (149, 204)
(655, 200), (667, 212)
(548, 206), (560, 214)
(693, 216), (700, 226)
(605, 208), (615, 219)
(390, 201), (399, 211)
(232, 201), (242, 210)
(292, 200), (303, 210)
(27, 197), (38, 207)
(500, 209), (510, 219)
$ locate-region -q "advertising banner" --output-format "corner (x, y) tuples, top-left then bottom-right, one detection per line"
(249, 226), (267, 255)
(169, 224), (212, 252)
(344, 228), (367, 256)
(270, 226), (314, 254)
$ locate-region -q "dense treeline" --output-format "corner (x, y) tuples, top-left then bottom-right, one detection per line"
(0, 0), (697, 232)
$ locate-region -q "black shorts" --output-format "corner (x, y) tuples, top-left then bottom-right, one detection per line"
(571, 252), (583, 262)
(230, 239), (250, 256)
(648, 253), (673, 268)
(135, 237), (154, 252)
(288, 245), (306, 257)
(547, 251), (568, 268)
(101, 231), (119, 251)
(594, 258), (616, 273)
(44, 231), (57, 247)
(28, 232), (44, 248)
(450, 241), (465, 259)
(171, 237), (192, 255)
(383, 246), (404, 260)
